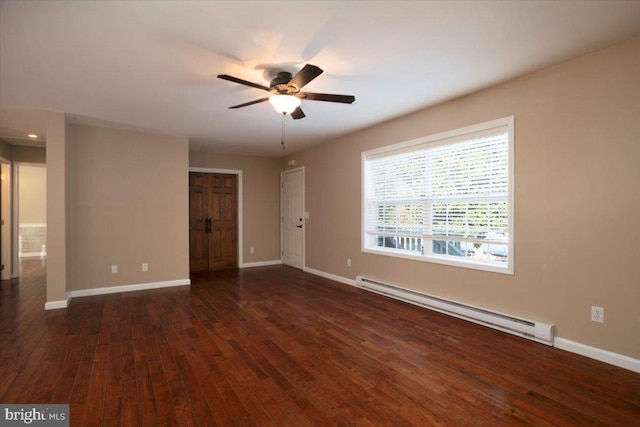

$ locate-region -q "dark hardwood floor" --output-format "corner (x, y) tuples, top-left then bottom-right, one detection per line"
(1, 259), (639, 426)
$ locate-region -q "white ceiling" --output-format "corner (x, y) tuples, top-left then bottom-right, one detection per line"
(1, 1), (639, 157)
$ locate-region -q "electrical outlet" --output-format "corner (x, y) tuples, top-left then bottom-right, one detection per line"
(142, 263), (148, 272)
(347, 258), (351, 267)
(250, 247), (255, 254)
(591, 306), (604, 323)
(111, 264), (118, 274)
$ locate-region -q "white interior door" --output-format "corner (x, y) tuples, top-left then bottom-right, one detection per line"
(281, 168), (304, 269)
(0, 161), (11, 280)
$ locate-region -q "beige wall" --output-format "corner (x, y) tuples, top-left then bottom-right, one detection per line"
(0, 141), (46, 163)
(18, 165), (46, 223)
(282, 37), (640, 359)
(73, 125), (189, 289)
(66, 122), (77, 293)
(13, 146), (46, 164)
(0, 139), (11, 160)
(189, 151), (281, 264)
(46, 111), (69, 302)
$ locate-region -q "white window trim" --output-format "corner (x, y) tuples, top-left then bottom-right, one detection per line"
(361, 116), (515, 275)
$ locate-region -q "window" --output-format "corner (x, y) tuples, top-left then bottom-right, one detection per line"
(362, 117), (514, 274)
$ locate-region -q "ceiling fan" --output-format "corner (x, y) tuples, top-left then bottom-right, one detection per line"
(217, 64), (355, 119)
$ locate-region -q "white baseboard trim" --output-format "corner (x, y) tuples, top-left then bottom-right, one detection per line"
(303, 267), (356, 287)
(241, 260), (282, 268)
(44, 299), (68, 310)
(45, 279), (191, 310)
(71, 278), (191, 299)
(44, 292), (72, 310)
(554, 337), (640, 373)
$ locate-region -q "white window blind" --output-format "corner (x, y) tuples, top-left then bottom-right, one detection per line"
(362, 117), (514, 274)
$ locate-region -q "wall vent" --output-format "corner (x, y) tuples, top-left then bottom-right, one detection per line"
(356, 276), (554, 346)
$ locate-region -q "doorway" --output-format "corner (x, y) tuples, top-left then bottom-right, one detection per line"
(189, 171), (239, 272)
(16, 164), (47, 261)
(281, 167), (304, 269)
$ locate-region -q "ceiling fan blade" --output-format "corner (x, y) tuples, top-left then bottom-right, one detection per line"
(218, 74), (271, 92)
(291, 107), (306, 120)
(300, 92), (355, 104)
(229, 97), (270, 109)
(288, 64), (323, 90)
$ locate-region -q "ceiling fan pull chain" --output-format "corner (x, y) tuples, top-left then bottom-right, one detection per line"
(281, 112), (286, 150)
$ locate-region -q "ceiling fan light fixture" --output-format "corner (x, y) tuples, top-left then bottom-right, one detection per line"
(269, 94), (301, 115)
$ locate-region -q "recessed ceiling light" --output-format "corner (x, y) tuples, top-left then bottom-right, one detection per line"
(28, 134), (38, 139)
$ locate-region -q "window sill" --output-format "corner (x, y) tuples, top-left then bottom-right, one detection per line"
(361, 247), (514, 275)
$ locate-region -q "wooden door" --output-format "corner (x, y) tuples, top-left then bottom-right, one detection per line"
(208, 174), (237, 269)
(189, 172), (238, 272)
(189, 173), (209, 272)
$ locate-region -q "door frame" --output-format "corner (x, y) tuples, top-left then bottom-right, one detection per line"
(189, 167), (243, 267)
(280, 166), (305, 269)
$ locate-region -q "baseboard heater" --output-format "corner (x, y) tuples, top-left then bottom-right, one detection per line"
(356, 276), (554, 346)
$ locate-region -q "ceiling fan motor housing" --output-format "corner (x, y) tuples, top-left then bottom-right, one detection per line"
(270, 72), (298, 94)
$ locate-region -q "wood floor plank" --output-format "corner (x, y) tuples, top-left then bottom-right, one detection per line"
(1, 260), (640, 426)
